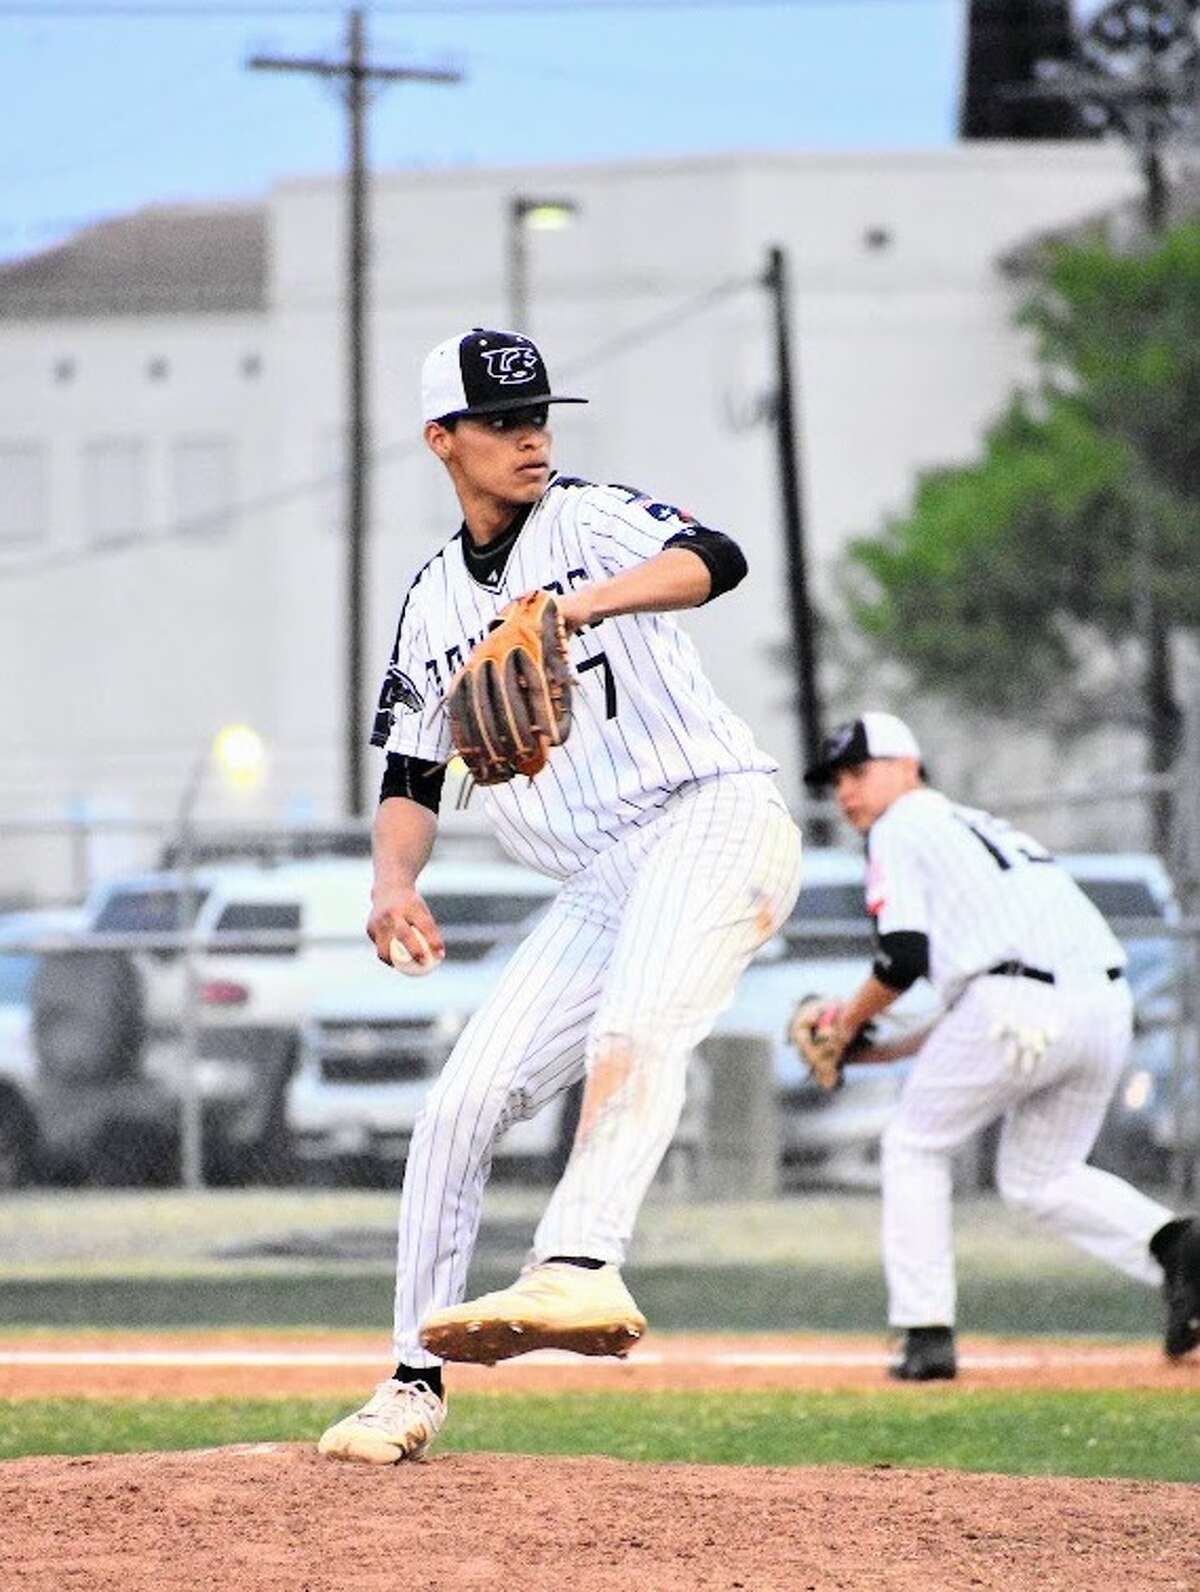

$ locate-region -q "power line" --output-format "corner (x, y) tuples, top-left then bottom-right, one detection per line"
(555, 275), (754, 379)
(0, 273), (754, 581)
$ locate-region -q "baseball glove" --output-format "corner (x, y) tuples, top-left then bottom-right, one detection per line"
(787, 994), (876, 1092)
(446, 590), (573, 785)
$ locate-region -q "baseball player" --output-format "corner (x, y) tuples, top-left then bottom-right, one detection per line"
(795, 711), (1200, 1381)
(318, 328), (803, 1463)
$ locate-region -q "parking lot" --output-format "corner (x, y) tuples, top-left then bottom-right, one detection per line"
(1, 838), (1194, 1197)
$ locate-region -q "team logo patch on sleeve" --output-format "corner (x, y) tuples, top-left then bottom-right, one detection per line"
(382, 667), (424, 715)
(642, 501), (696, 525)
(607, 484), (696, 527)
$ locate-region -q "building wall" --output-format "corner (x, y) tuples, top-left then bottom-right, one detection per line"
(0, 144), (1147, 898)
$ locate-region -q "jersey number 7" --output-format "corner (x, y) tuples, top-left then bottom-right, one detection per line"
(578, 652), (618, 719)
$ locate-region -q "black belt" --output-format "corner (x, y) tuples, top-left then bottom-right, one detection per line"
(987, 961), (1124, 985)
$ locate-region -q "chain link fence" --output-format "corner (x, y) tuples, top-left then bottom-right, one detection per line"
(2, 709), (1199, 1201)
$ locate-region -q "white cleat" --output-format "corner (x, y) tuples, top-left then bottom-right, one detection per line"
(317, 1379), (446, 1465)
(420, 1262), (647, 1365)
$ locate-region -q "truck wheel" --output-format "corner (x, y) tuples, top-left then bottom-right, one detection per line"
(87, 1123), (178, 1188)
(0, 1092), (36, 1189)
(32, 952), (144, 1083)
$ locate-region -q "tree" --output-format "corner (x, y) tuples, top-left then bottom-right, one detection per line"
(846, 221), (1200, 781)
(1024, 224), (1200, 507)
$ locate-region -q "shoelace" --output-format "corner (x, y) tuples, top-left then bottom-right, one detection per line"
(357, 1381), (439, 1429)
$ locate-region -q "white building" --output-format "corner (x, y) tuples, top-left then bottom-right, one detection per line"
(0, 144), (1147, 899)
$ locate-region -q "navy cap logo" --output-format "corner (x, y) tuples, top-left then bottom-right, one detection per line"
(479, 346), (539, 385)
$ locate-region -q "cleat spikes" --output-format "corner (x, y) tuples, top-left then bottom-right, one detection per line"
(419, 1262), (647, 1364)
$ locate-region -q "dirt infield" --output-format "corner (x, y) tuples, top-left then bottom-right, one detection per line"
(2, 1442), (1198, 1592)
(2, 1333), (1198, 1590)
(0, 1329), (1196, 1397)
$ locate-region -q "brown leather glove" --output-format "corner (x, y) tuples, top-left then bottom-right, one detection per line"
(445, 590), (573, 785)
(787, 994), (876, 1091)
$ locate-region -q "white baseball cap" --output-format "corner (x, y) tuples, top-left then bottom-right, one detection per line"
(421, 327), (588, 423)
(803, 711), (921, 789)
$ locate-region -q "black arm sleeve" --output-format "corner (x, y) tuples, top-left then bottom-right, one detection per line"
(663, 526), (748, 603)
(872, 930), (930, 992)
(379, 753), (446, 816)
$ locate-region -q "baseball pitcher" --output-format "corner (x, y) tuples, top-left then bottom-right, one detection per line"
(318, 329), (802, 1463)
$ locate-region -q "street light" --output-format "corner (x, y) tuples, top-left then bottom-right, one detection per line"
(211, 724), (267, 794)
(177, 723), (268, 833)
(507, 195), (581, 336)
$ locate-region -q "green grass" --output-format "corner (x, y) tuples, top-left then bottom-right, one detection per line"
(0, 1263), (1168, 1337)
(2, 1390), (1196, 1481)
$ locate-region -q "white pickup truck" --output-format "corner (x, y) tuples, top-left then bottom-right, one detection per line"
(28, 846), (555, 1184)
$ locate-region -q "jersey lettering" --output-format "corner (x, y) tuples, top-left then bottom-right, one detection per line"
(954, 811), (1051, 871)
(378, 476), (777, 875)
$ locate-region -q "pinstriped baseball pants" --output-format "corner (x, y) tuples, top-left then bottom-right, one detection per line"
(883, 974), (1174, 1328)
(392, 772), (803, 1365)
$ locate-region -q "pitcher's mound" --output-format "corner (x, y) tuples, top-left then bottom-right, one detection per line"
(2, 1445), (1197, 1591)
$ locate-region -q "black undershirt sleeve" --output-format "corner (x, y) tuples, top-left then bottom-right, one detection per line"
(662, 526), (748, 603)
(379, 753), (446, 816)
(872, 929), (930, 992)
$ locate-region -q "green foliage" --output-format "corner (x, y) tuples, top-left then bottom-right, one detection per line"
(440, 1389), (1199, 1480)
(847, 397), (1134, 710)
(848, 222), (1200, 714)
(2, 1390), (1197, 1481)
(1025, 223), (1200, 499)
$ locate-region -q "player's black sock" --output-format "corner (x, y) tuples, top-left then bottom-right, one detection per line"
(545, 1255), (605, 1269)
(393, 1363), (444, 1400)
(1150, 1216), (1194, 1269)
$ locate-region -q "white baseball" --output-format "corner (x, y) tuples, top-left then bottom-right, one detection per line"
(389, 928), (440, 977)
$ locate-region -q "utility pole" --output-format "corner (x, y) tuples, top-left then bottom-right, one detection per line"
(249, 11), (462, 817)
(762, 245), (826, 833)
(1015, 0), (1198, 853)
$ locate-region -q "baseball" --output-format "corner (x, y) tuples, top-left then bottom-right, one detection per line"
(389, 928), (440, 977)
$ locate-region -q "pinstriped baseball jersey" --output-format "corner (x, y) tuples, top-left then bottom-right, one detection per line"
(371, 475), (777, 879)
(867, 788), (1125, 1003)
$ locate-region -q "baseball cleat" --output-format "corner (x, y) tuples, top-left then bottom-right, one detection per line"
(1161, 1218), (1200, 1360)
(317, 1379), (446, 1464)
(889, 1326), (957, 1382)
(420, 1261), (646, 1365)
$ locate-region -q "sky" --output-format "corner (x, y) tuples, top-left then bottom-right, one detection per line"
(2, 0), (971, 264)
